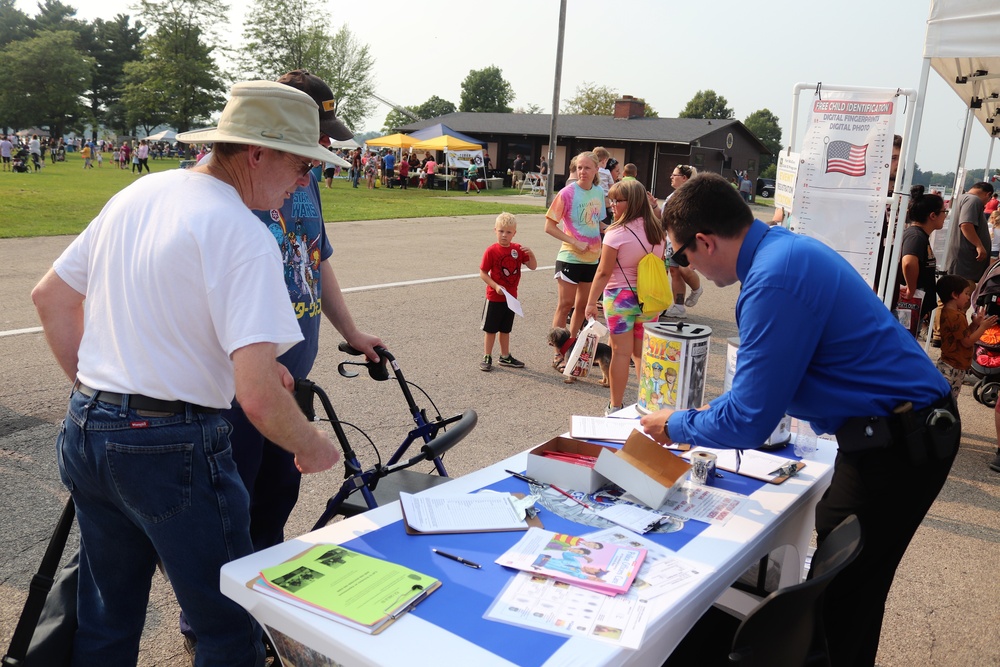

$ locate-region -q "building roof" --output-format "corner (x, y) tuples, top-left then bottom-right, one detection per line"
(398, 112), (770, 152)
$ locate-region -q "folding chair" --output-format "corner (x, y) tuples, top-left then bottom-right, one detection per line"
(727, 514), (863, 666)
(664, 514), (863, 667)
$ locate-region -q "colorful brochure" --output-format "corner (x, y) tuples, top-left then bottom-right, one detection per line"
(494, 527), (645, 596)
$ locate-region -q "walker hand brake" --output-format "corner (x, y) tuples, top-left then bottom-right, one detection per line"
(337, 342), (390, 381)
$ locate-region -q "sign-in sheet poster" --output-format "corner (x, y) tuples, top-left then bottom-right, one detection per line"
(791, 92), (896, 287)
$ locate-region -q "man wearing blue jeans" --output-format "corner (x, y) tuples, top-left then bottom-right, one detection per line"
(31, 81), (340, 667)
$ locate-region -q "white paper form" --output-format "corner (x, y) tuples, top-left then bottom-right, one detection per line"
(570, 416), (642, 442)
(503, 289), (524, 317)
(398, 492), (527, 532)
(658, 486), (747, 526)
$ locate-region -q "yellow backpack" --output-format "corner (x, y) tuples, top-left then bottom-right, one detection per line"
(618, 225), (673, 314)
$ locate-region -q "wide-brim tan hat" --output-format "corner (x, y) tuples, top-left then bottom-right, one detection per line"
(177, 81), (335, 164)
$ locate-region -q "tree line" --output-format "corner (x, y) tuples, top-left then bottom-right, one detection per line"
(0, 0), (380, 139)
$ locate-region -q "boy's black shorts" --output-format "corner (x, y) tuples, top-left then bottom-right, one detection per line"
(481, 299), (515, 334)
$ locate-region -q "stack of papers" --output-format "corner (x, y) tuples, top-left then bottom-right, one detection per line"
(570, 415), (641, 442)
(494, 527), (645, 596)
(252, 544), (440, 634)
(399, 491), (531, 533)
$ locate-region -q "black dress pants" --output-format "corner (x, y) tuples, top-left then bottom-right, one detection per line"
(815, 417), (960, 666)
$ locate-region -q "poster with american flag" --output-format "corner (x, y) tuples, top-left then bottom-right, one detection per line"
(790, 91), (897, 291)
(825, 141), (868, 177)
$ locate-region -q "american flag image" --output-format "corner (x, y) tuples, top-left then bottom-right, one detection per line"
(825, 140), (868, 177)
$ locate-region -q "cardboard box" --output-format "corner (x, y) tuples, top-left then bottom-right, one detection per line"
(526, 437), (613, 493)
(593, 431), (690, 509)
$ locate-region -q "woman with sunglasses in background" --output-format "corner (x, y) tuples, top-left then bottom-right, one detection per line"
(545, 151), (607, 365)
(584, 179), (665, 414)
(661, 164), (704, 318)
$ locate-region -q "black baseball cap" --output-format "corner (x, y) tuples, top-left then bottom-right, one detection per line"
(276, 69), (353, 141)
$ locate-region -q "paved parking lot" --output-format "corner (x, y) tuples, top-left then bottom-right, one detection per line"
(1, 207), (997, 665)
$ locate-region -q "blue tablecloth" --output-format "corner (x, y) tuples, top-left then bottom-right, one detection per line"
(343, 469), (769, 666)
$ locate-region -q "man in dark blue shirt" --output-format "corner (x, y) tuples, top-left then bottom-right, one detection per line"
(641, 173), (960, 667)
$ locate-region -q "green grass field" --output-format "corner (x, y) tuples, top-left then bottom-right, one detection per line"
(0, 151), (546, 239)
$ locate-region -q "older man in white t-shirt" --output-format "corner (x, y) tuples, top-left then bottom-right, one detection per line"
(31, 81), (340, 667)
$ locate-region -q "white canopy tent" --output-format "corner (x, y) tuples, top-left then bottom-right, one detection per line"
(145, 129), (176, 142)
(906, 0), (1000, 300)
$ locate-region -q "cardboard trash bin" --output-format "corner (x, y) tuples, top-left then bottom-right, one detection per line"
(594, 431), (690, 509)
(526, 437), (613, 494)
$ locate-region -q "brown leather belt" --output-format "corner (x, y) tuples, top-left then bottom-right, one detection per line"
(74, 382), (220, 414)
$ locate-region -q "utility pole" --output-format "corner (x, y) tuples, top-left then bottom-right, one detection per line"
(545, 0), (567, 207)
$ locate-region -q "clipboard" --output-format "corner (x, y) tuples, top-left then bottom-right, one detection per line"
(401, 493), (543, 535)
(681, 448), (805, 484)
(246, 545), (441, 635)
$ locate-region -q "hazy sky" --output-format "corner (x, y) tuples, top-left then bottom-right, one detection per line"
(20, 0), (996, 174)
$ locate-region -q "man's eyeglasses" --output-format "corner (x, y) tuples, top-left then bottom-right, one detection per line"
(286, 153), (315, 178)
(671, 232), (707, 268)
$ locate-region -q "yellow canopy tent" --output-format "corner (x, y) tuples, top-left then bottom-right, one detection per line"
(365, 133), (421, 149)
(411, 135), (484, 191)
(410, 135), (482, 152)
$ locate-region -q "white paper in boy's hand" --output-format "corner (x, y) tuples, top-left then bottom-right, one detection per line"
(502, 289), (524, 317)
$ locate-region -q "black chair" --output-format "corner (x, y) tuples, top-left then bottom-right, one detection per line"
(664, 514), (863, 667)
(727, 514), (863, 667)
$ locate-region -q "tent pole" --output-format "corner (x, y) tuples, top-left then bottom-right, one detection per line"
(985, 135), (995, 176)
(879, 59), (931, 307)
(941, 104), (977, 274)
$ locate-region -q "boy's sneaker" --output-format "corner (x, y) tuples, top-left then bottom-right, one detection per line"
(605, 403), (624, 417)
(990, 451), (1000, 473)
(685, 286), (704, 307)
(480, 355), (493, 372)
(498, 354), (525, 368)
(661, 303), (686, 319)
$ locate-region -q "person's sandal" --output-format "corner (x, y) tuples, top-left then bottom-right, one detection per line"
(552, 353), (564, 369)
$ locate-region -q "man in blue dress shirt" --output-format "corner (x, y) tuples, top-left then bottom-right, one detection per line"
(641, 173), (960, 667)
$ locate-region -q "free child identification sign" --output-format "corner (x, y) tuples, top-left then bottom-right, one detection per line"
(791, 91), (897, 288)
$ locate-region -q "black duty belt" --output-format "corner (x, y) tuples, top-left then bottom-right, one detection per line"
(836, 393), (959, 464)
(74, 382), (220, 414)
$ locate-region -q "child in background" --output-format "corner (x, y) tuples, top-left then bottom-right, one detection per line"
(479, 212), (537, 372)
(935, 274), (997, 397)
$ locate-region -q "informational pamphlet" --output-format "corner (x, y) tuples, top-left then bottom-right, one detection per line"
(484, 571), (651, 649)
(582, 527), (713, 602)
(495, 527), (646, 596)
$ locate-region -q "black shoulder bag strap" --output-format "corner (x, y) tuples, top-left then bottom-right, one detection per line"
(2, 497), (75, 667)
(614, 224), (653, 299)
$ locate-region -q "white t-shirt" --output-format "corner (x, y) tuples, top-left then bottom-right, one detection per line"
(598, 168), (614, 198)
(54, 169), (303, 408)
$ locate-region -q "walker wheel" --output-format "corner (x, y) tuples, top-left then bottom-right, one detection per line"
(981, 382), (1000, 408)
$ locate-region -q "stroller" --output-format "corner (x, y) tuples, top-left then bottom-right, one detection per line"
(12, 147), (30, 173)
(970, 259), (1000, 406)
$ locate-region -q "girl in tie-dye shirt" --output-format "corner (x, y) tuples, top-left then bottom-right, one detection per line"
(545, 151), (606, 344)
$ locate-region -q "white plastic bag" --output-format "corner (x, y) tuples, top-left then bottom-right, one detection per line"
(563, 318), (608, 379)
